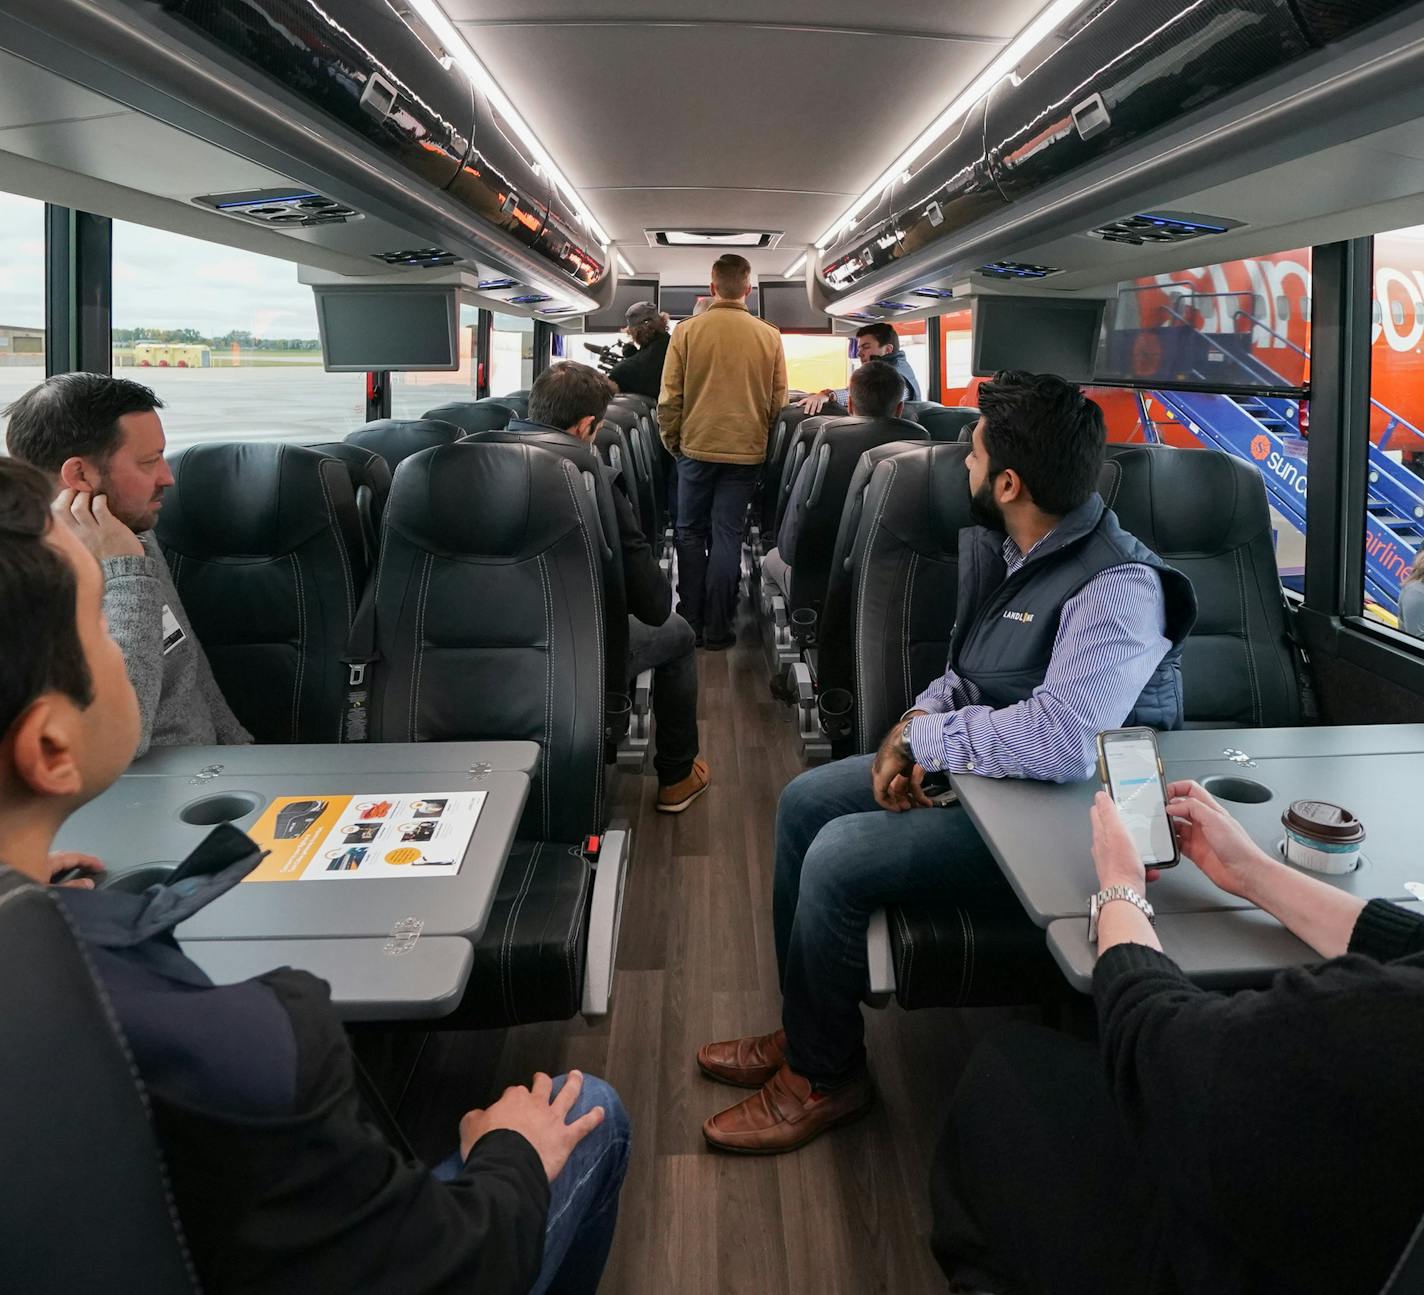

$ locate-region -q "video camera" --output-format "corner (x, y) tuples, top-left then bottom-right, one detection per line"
(584, 340), (633, 373)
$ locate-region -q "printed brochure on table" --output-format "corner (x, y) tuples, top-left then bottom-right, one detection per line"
(242, 791), (485, 882)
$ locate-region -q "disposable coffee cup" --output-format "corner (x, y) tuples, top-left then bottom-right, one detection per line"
(1280, 800), (1365, 874)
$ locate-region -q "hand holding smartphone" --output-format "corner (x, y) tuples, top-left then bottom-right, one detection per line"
(1095, 727), (1179, 868)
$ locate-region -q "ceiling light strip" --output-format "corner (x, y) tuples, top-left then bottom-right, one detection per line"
(783, 253), (808, 277)
(406, 0), (613, 248)
(812, 0), (1096, 252)
(616, 252), (635, 277)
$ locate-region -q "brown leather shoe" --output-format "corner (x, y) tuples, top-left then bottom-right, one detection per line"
(696, 1028), (786, 1088)
(656, 757), (710, 814)
(702, 1063), (874, 1155)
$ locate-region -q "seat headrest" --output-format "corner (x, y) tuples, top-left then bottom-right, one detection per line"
(345, 418), (462, 470)
(902, 400), (943, 419)
(158, 442), (357, 558)
(384, 441), (594, 560)
(463, 427), (602, 473)
(916, 406), (980, 442)
(817, 414), (928, 447)
(1104, 444), (1270, 554)
(309, 441), (393, 497)
(422, 402), (514, 434)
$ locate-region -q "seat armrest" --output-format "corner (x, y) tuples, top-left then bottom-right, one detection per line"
(582, 829), (630, 1018)
(866, 908), (896, 1002)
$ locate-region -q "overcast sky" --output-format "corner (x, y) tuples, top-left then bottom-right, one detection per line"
(0, 191), (322, 339)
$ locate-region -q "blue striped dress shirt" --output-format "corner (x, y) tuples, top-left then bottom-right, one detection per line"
(904, 530), (1171, 783)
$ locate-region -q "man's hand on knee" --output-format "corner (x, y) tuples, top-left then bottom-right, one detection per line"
(871, 720), (930, 811)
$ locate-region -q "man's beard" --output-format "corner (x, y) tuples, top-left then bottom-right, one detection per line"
(968, 475), (1006, 531)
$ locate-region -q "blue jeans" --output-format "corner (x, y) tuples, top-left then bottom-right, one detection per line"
(626, 612), (700, 785)
(675, 458), (759, 640)
(773, 755), (1018, 1087)
(433, 1074), (631, 1294)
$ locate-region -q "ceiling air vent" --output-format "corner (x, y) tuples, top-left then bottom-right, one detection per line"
(1089, 212), (1236, 246)
(874, 300), (914, 312)
(372, 247), (460, 268)
(846, 311), (879, 323)
(646, 229), (783, 248)
(978, 260), (1060, 281)
(193, 188), (361, 226)
(914, 287), (955, 299)
(509, 293), (552, 305)
(478, 277), (519, 290)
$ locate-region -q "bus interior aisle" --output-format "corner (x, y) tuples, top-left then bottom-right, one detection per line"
(357, 599), (1018, 1295)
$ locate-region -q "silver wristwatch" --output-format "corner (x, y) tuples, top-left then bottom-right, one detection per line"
(1087, 885), (1155, 942)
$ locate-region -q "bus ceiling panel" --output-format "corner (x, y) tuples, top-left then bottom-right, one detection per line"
(0, 46), (119, 127)
(0, 0), (607, 311)
(449, 19), (1011, 196)
(443, 0), (1036, 42)
(817, 3), (1424, 318)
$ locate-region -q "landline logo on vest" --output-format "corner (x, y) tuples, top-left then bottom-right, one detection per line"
(1002, 609), (1036, 624)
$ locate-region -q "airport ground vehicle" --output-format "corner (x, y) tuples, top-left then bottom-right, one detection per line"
(6, 2), (1424, 1291)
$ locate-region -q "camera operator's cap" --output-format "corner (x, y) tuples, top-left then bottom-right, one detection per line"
(625, 301), (661, 329)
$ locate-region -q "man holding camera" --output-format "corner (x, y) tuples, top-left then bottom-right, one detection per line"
(607, 301), (672, 400)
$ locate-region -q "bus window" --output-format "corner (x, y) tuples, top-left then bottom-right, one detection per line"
(895, 319), (931, 401)
(556, 327), (628, 382)
(490, 312), (535, 395)
(1363, 224), (1424, 636)
(940, 309), (974, 404)
(782, 334), (852, 396)
(110, 222), (364, 450)
(0, 191), (47, 438)
(390, 304), (480, 418)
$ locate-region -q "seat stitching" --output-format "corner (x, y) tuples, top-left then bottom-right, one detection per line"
(504, 842), (541, 1023)
(538, 555), (554, 839)
(892, 905), (913, 1003)
(955, 906), (971, 1007)
(1234, 547), (1261, 725)
(560, 466), (604, 831)
(317, 462), (355, 627)
(902, 550), (917, 714)
(855, 457), (898, 751)
(290, 554), (306, 742)
(409, 554), (432, 743)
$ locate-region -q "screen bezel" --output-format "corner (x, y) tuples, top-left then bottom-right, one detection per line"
(1096, 726), (1180, 868)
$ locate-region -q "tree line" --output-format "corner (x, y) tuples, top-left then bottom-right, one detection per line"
(112, 327), (319, 350)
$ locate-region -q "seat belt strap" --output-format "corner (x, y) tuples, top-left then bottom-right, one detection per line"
(341, 578), (379, 742)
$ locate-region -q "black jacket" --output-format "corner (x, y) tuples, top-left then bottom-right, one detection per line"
(60, 827), (551, 1295)
(607, 331), (670, 401)
(507, 418), (671, 627)
(1091, 899), (1424, 1293)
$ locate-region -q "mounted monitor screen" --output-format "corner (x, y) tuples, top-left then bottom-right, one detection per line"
(972, 295), (1105, 383)
(316, 286), (458, 371)
(663, 286), (760, 320)
(584, 277), (659, 331)
(760, 281), (829, 332)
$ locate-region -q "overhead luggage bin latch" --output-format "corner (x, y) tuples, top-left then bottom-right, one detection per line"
(1071, 92), (1111, 142)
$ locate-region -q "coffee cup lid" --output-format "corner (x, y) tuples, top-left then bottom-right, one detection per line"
(1282, 799), (1365, 843)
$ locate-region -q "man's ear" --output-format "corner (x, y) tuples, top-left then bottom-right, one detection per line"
(573, 415), (597, 441)
(998, 466), (1026, 505)
(7, 698), (84, 800)
(894, 401), (905, 418)
(58, 457), (96, 493)
(848, 396), (857, 415)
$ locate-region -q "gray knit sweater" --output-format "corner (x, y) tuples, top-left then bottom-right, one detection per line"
(101, 533), (253, 757)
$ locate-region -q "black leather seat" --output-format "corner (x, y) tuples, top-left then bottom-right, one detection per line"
(372, 440), (612, 1024)
(902, 399), (944, 424)
(594, 417), (638, 526)
(345, 417), (463, 472)
(917, 405), (980, 442)
(423, 401), (515, 434)
(814, 438), (933, 757)
(488, 391), (530, 420)
(0, 866), (199, 1292)
(778, 415), (928, 631)
(601, 403), (659, 541)
(771, 415), (834, 550)
(156, 442), (366, 743)
(755, 402), (845, 546)
(462, 427), (631, 714)
(308, 440), (392, 566)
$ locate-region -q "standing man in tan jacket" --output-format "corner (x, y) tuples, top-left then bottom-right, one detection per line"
(659, 254), (787, 649)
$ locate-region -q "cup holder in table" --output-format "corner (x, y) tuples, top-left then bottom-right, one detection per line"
(1201, 775), (1273, 804)
(104, 863), (177, 894)
(178, 791), (265, 826)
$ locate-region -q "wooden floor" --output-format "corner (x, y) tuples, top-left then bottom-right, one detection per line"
(375, 600), (1025, 1294)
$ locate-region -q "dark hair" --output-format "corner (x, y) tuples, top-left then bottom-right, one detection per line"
(4, 372), (163, 473)
(528, 361), (614, 431)
(0, 458), (94, 736)
(629, 314), (669, 348)
(849, 358), (906, 418)
(976, 370), (1105, 516)
(711, 253), (752, 299)
(855, 322), (900, 351)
